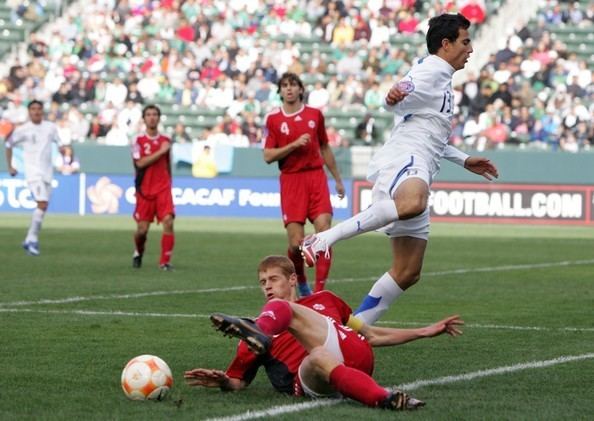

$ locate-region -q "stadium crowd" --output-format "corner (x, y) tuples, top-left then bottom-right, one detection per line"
(0, 0), (592, 153)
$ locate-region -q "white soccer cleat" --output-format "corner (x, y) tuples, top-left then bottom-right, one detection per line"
(22, 241), (40, 256)
(300, 234), (329, 268)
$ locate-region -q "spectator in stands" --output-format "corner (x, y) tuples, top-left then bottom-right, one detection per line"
(241, 113), (262, 147)
(192, 144), (218, 178)
(326, 126), (346, 148)
(336, 50), (363, 77)
(172, 123), (191, 144)
(55, 145), (80, 175)
(354, 113), (377, 145)
(364, 82), (383, 110)
(460, 0), (486, 24)
(308, 82), (331, 110)
(332, 17), (355, 47)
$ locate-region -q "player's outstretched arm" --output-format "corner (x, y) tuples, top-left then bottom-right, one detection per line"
(184, 368), (246, 391)
(464, 156), (499, 181)
(355, 315), (464, 347)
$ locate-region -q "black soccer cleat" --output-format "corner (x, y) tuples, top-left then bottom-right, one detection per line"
(379, 388), (425, 411)
(210, 313), (271, 355)
(132, 254), (142, 268)
(159, 263), (174, 271)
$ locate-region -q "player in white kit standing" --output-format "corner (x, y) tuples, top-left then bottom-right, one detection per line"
(4, 100), (63, 256)
(301, 13), (499, 324)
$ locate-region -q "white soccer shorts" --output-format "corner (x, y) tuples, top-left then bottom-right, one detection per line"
(372, 154), (431, 241)
(298, 317), (344, 399)
(27, 180), (52, 202)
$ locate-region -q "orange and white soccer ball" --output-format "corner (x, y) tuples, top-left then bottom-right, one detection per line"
(121, 355), (173, 400)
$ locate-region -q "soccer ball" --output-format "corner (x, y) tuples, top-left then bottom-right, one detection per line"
(121, 355), (173, 400)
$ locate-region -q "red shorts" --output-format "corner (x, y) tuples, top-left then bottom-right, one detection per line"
(280, 168), (332, 226)
(134, 189), (175, 223)
(336, 324), (375, 375)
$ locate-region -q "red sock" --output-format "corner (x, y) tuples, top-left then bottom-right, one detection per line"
(255, 300), (292, 335)
(134, 232), (146, 255)
(160, 233), (175, 265)
(329, 365), (389, 407)
(288, 247), (307, 286)
(314, 246), (332, 292)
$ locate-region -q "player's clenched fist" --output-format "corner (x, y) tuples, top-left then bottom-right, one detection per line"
(385, 86), (408, 106)
(293, 133), (310, 148)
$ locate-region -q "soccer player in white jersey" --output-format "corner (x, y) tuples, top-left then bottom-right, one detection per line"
(4, 100), (62, 256)
(301, 13), (499, 324)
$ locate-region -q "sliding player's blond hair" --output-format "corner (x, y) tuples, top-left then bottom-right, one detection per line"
(257, 255), (296, 279)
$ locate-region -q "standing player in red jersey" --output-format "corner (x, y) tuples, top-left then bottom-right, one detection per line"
(131, 104), (175, 270)
(185, 256), (463, 410)
(263, 72), (345, 296)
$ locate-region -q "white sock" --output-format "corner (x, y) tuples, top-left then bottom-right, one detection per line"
(317, 200), (398, 247)
(353, 272), (404, 325)
(25, 208), (45, 243)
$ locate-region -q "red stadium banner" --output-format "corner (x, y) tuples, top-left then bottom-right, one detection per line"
(352, 181), (594, 226)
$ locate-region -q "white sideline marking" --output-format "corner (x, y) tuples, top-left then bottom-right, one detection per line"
(206, 400), (340, 421)
(0, 286), (253, 307)
(1, 258), (593, 308)
(206, 353), (594, 421)
(1, 307), (593, 333)
(0, 308), (210, 318)
(399, 353), (594, 391)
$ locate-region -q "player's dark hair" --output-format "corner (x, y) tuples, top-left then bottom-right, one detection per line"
(426, 13), (471, 54)
(277, 72), (304, 102)
(142, 104), (161, 118)
(258, 255), (296, 279)
(27, 100), (43, 109)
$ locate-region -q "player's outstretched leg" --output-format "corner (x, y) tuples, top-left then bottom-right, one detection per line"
(22, 241), (40, 256)
(300, 234), (329, 267)
(288, 247), (311, 296)
(210, 313), (271, 355)
(301, 200), (400, 266)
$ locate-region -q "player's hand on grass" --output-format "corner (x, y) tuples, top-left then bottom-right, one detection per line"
(422, 315), (464, 338)
(464, 157), (499, 181)
(184, 368), (230, 388)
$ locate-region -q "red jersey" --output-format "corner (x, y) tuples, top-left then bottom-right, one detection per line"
(264, 105), (328, 174)
(225, 291), (354, 394)
(131, 133), (172, 198)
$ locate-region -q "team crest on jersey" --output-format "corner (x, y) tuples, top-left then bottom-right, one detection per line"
(396, 79), (415, 94)
(313, 304), (325, 311)
(308, 120), (315, 129)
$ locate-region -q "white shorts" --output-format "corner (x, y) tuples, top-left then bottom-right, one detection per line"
(298, 317), (344, 399)
(371, 154), (431, 241)
(27, 180), (52, 202)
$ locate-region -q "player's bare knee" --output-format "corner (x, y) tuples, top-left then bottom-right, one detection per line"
(392, 268), (421, 289)
(396, 198), (426, 220)
(306, 347), (337, 379)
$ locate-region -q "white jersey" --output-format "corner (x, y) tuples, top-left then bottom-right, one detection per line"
(6, 120), (61, 183)
(368, 54), (456, 181)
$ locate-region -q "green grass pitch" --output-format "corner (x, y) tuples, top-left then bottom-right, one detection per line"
(0, 214), (593, 420)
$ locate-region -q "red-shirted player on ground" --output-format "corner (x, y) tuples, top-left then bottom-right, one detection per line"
(131, 104), (175, 271)
(263, 73), (345, 297)
(185, 256), (463, 411)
